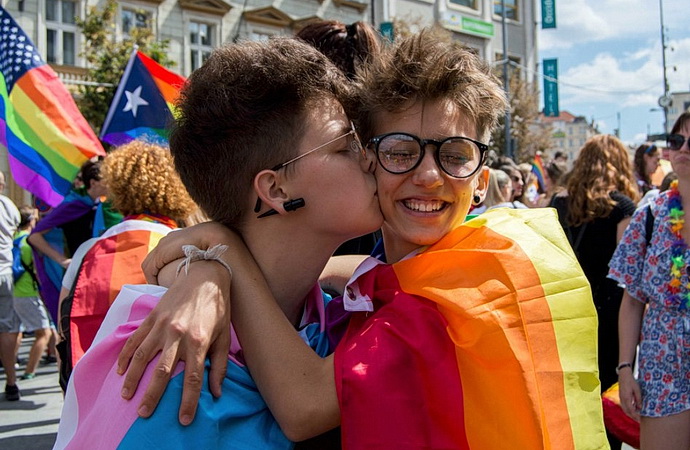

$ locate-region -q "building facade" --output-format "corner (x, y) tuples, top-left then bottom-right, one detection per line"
(537, 110), (597, 168)
(668, 90), (690, 132)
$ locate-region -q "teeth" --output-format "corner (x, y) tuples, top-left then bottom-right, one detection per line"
(403, 199), (445, 212)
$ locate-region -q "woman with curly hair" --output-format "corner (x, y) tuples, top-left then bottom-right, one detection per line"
(56, 140), (197, 389)
(550, 134), (639, 447)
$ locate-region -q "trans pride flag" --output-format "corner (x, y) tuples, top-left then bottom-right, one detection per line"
(100, 50), (185, 146)
(0, 6), (105, 206)
(336, 208), (607, 449)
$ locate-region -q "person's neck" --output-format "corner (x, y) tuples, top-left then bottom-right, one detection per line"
(242, 220), (339, 327)
(381, 227), (421, 264)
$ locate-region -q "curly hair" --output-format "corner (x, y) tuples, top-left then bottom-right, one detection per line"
(296, 20), (381, 80)
(102, 140), (196, 221)
(355, 29), (507, 142)
(170, 38), (351, 229)
(565, 135), (639, 226)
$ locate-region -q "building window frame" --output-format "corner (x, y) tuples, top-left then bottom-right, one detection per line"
(42, 0), (80, 66)
(183, 13), (220, 75)
(118, 1), (158, 40)
(447, 0), (480, 13)
(493, 0), (520, 22)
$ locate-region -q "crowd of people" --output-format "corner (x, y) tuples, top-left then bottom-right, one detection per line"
(0, 19), (688, 450)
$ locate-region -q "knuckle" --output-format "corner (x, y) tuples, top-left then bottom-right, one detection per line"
(132, 348), (147, 361)
(154, 364), (172, 378)
(184, 371), (203, 388)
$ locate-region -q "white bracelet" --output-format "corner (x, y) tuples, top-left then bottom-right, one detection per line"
(175, 244), (233, 278)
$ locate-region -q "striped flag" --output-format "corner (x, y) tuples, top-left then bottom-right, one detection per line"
(0, 6), (105, 207)
(336, 208), (607, 449)
(532, 152), (547, 191)
(100, 49), (185, 146)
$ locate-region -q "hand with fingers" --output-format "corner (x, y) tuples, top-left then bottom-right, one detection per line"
(618, 370), (642, 422)
(117, 222), (241, 425)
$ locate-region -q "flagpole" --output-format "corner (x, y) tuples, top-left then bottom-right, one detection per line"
(99, 46), (139, 140)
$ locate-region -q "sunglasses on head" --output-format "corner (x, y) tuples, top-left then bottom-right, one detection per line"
(667, 134), (690, 151)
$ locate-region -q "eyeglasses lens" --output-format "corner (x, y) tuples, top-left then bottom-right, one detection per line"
(668, 134), (689, 151)
(377, 134), (479, 177)
(438, 139), (480, 177)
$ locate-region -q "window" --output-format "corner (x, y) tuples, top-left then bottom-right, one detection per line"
(122, 7), (152, 35)
(45, 0), (78, 65)
(449, 0), (477, 8)
(494, 0), (518, 20)
(189, 21), (213, 72)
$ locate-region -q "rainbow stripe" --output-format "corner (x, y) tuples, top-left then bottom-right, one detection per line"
(532, 153), (547, 191)
(100, 50), (186, 146)
(335, 208), (607, 449)
(0, 6), (105, 206)
(66, 220), (172, 366)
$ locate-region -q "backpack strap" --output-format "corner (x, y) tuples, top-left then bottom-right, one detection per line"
(644, 204), (655, 246)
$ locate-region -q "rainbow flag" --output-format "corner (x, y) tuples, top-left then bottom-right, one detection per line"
(100, 50), (185, 146)
(532, 153), (547, 191)
(335, 208), (607, 449)
(0, 6), (105, 206)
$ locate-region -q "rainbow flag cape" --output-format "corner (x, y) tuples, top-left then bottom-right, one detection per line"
(0, 6), (105, 206)
(532, 153), (547, 191)
(335, 208), (607, 449)
(63, 219), (174, 368)
(100, 49), (185, 146)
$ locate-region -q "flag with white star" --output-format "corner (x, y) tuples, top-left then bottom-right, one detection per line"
(0, 5), (105, 206)
(100, 49), (185, 146)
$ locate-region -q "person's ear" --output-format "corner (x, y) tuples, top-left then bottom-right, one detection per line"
(253, 169), (290, 216)
(473, 166), (490, 203)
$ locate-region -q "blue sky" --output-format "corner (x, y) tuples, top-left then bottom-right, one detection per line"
(538, 0), (689, 145)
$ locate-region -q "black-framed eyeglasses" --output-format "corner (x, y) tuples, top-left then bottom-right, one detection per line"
(368, 132), (487, 179)
(667, 134), (690, 151)
(271, 121), (364, 171)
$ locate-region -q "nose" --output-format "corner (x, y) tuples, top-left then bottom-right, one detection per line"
(412, 146), (444, 188)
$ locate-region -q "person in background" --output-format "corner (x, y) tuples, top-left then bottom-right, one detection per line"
(471, 168), (507, 214)
(540, 158), (568, 207)
(551, 134), (639, 449)
(498, 163), (525, 203)
(487, 168), (527, 210)
(55, 141), (196, 391)
(0, 171), (21, 401)
(633, 143), (661, 195)
(12, 205), (52, 381)
(28, 159), (122, 325)
(610, 112), (690, 450)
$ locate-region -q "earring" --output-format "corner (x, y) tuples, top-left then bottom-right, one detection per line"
(473, 195), (481, 205)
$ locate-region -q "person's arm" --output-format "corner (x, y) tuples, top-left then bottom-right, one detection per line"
(319, 255), (366, 297)
(28, 230), (70, 268)
(617, 289), (644, 421)
(228, 241), (339, 441)
(616, 217), (631, 243)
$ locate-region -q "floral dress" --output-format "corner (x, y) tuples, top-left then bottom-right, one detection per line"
(609, 191), (690, 417)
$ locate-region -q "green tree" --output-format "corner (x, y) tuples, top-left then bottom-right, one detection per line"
(75, 0), (175, 133)
(491, 67), (553, 163)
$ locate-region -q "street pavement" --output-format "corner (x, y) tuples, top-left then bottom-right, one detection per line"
(0, 335), (62, 450)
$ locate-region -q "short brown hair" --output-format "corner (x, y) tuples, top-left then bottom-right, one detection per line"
(170, 38), (351, 229)
(102, 140), (196, 220)
(355, 30), (508, 142)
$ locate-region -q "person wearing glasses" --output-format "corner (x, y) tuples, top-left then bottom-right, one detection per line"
(53, 38), (382, 449)
(116, 31), (606, 447)
(633, 143), (661, 195)
(610, 111), (690, 449)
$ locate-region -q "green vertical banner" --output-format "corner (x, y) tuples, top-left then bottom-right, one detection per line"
(542, 0), (556, 29)
(543, 58), (559, 117)
(380, 22), (394, 42)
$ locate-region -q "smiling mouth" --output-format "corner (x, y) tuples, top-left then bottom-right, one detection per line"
(402, 199), (448, 212)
